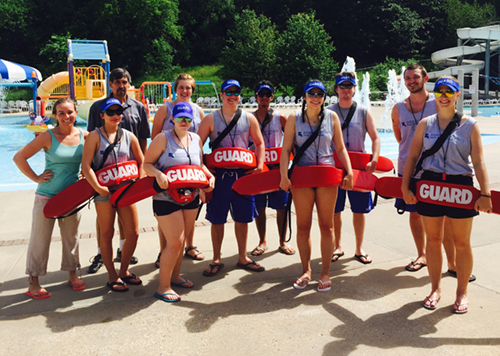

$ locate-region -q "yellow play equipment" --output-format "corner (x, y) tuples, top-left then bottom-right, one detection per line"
(37, 64), (107, 104)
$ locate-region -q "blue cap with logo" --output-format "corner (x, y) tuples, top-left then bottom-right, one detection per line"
(304, 80), (326, 93)
(256, 84), (273, 94)
(335, 75), (356, 86)
(434, 78), (460, 92)
(172, 102), (193, 120)
(100, 98), (122, 113)
(221, 79), (241, 90)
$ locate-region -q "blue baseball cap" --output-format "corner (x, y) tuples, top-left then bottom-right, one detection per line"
(100, 98), (122, 112)
(335, 75), (356, 86)
(434, 78), (460, 92)
(304, 80), (325, 93)
(172, 102), (193, 120)
(221, 79), (241, 90)
(256, 84), (273, 94)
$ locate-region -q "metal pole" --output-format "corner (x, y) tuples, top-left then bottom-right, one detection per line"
(472, 68), (479, 117)
(485, 39), (490, 98)
(458, 69), (464, 113)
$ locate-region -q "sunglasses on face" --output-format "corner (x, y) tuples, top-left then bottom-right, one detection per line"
(433, 90), (455, 98)
(174, 117), (193, 123)
(257, 92), (272, 98)
(306, 91), (325, 98)
(224, 90), (241, 96)
(339, 84), (354, 89)
(105, 108), (124, 116)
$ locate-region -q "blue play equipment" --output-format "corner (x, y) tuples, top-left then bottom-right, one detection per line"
(67, 39), (111, 100)
(0, 59), (42, 114)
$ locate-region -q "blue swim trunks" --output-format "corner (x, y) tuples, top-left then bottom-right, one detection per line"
(206, 168), (257, 224)
(335, 188), (373, 214)
(254, 189), (288, 211)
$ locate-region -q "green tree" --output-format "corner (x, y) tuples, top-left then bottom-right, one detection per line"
(276, 12), (338, 96)
(220, 10), (278, 88)
(0, 0), (34, 66)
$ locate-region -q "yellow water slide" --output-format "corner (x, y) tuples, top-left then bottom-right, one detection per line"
(37, 71), (69, 98)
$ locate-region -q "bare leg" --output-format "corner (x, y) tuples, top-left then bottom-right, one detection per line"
(353, 213), (370, 261)
(333, 212), (343, 256)
(422, 216), (445, 308)
(443, 217), (456, 271)
(408, 211), (426, 267)
(95, 202), (120, 284)
(235, 222), (255, 265)
(291, 187), (315, 286)
(117, 204), (139, 279)
(449, 217), (473, 312)
(172, 209), (198, 282)
(315, 186), (337, 285)
(184, 223), (204, 259)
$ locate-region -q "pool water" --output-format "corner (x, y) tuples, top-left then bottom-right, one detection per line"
(1, 114), (500, 192)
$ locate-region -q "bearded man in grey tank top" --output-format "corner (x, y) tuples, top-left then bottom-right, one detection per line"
(391, 64), (472, 281)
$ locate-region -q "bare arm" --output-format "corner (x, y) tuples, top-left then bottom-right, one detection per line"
(81, 131), (109, 196)
(197, 113), (214, 146)
(470, 122), (492, 213)
(143, 132), (170, 190)
(332, 112), (353, 190)
(130, 133), (145, 178)
(365, 110), (381, 173)
(248, 113), (265, 174)
(13, 131), (53, 183)
(279, 112), (296, 191)
(401, 119), (426, 205)
(391, 104), (402, 143)
(151, 104), (168, 140)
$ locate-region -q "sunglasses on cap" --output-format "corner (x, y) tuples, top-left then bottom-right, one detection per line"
(433, 90), (455, 98)
(339, 84), (354, 89)
(174, 117), (193, 123)
(306, 91), (325, 98)
(105, 108), (124, 116)
(224, 90), (241, 96)
(257, 91), (272, 98)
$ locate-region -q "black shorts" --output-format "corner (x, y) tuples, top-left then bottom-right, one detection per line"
(416, 171), (479, 219)
(153, 197), (200, 216)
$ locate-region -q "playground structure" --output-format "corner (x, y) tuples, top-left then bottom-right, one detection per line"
(0, 59), (41, 114)
(429, 24), (500, 98)
(37, 39), (111, 116)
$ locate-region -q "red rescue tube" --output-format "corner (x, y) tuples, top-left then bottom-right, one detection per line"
(111, 165), (209, 208)
(232, 166), (344, 195)
(416, 180), (480, 209)
(374, 176), (404, 199)
(96, 161), (139, 187)
(334, 151), (394, 173)
(264, 147), (293, 165)
(43, 179), (96, 218)
(204, 147), (257, 170)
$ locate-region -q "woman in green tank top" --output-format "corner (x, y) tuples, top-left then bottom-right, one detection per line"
(14, 98), (88, 299)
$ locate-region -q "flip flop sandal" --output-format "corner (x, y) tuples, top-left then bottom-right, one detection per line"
(405, 261), (427, 272)
(171, 277), (194, 288)
(69, 279), (86, 291)
(278, 245), (296, 255)
(184, 246), (205, 260)
(293, 277), (310, 290)
(317, 279), (332, 292)
(331, 252), (345, 262)
(354, 254), (372, 264)
(251, 246), (268, 256)
(447, 269), (476, 282)
(202, 263), (224, 277)
(453, 301), (469, 314)
(120, 274), (142, 285)
(236, 260), (265, 272)
(423, 296), (440, 310)
(107, 281), (129, 292)
(154, 292), (181, 303)
(26, 289), (51, 299)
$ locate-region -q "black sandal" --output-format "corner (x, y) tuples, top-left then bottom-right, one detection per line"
(107, 281), (129, 292)
(155, 253), (161, 268)
(120, 274), (142, 285)
(185, 246), (205, 260)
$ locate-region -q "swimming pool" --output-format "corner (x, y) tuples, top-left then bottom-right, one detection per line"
(1, 114), (499, 192)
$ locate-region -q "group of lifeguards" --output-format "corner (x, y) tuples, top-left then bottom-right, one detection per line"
(14, 65), (492, 313)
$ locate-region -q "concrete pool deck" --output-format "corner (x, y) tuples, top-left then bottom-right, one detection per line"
(0, 108), (499, 355)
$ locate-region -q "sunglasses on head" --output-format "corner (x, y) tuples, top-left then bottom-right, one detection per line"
(306, 91), (325, 98)
(257, 91), (272, 98)
(339, 84), (354, 89)
(105, 108), (124, 116)
(433, 90), (455, 98)
(224, 90), (241, 96)
(174, 117), (192, 123)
